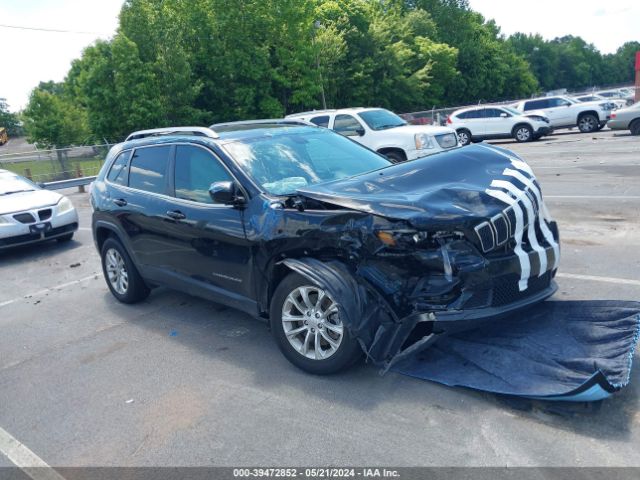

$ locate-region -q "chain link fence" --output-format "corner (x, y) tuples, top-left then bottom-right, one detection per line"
(0, 143), (113, 183)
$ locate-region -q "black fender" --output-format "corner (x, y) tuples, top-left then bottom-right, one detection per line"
(279, 257), (434, 368)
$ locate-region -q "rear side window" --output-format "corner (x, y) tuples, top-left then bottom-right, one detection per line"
(310, 115), (330, 127)
(128, 146), (171, 194)
(524, 99), (549, 111)
(107, 151), (131, 186)
(463, 109), (482, 119)
(174, 145), (232, 204)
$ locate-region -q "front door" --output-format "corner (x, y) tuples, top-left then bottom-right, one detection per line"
(164, 144), (252, 300)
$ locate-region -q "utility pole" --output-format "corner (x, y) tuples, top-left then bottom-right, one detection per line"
(635, 51), (640, 103)
(313, 20), (327, 110)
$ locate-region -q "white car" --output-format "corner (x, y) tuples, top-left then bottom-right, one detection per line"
(573, 94), (625, 110)
(596, 89), (634, 106)
(514, 95), (612, 133)
(286, 107), (459, 162)
(0, 169), (78, 249)
(447, 105), (552, 145)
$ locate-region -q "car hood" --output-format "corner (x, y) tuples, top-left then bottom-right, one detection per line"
(296, 144), (534, 230)
(386, 124), (455, 136)
(0, 189), (62, 215)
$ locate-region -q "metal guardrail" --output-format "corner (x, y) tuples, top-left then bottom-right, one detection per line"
(42, 176), (96, 190)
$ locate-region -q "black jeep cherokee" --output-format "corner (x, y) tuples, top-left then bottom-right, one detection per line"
(91, 124), (560, 374)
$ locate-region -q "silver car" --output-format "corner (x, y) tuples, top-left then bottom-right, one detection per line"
(607, 102), (640, 135)
(0, 169), (78, 249)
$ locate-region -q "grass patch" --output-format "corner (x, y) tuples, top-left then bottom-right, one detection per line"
(0, 156), (105, 182)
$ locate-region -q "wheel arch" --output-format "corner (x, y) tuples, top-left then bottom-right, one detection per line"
(577, 110), (599, 122)
(511, 122), (533, 136)
(377, 147), (407, 161)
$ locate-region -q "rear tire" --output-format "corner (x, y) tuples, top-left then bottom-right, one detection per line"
(578, 114), (598, 133)
(513, 125), (533, 143)
(456, 129), (471, 146)
(100, 237), (149, 304)
(270, 273), (362, 374)
(630, 119), (640, 136)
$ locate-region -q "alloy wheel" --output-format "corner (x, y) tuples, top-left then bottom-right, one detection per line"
(105, 248), (129, 295)
(516, 127), (531, 141)
(281, 285), (343, 360)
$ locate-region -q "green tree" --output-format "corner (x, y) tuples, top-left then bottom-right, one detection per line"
(0, 98), (21, 136)
(22, 85), (90, 176)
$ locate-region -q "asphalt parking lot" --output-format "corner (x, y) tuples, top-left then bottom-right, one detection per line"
(0, 129), (639, 470)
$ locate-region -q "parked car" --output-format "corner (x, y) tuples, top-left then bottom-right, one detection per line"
(447, 105), (552, 145)
(573, 94), (624, 110)
(514, 95), (611, 133)
(0, 169), (78, 249)
(285, 107), (459, 162)
(607, 102), (640, 135)
(91, 124), (560, 374)
(596, 89), (634, 106)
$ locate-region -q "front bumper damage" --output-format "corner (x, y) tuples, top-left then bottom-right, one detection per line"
(282, 233), (559, 372)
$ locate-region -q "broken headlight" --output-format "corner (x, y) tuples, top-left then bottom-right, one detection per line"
(375, 229), (463, 248)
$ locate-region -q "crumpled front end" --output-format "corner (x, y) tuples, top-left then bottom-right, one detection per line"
(259, 144), (562, 369)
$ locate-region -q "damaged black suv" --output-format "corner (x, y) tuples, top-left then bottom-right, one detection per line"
(91, 124), (560, 374)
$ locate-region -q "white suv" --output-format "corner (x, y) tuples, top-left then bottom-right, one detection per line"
(447, 105), (552, 145)
(286, 107), (459, 162)
(514, 96), (612, 133)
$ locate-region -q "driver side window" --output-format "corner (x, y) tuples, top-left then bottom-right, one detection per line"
(174, 145), (232, 204)
(333, 115), (363, 137)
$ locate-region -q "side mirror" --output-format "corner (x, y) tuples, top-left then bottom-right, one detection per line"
(500, 113), (508, 118)
(209, 181), (245, 207)
(355, 127), (365, 136)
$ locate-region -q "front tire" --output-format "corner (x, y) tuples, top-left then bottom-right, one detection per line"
(270, 273), (362, 374)
(578, 114), (598, 133)
(513, 125), (533, 143)
(101, 237), (149, 304)
(383, 150), (406, 163)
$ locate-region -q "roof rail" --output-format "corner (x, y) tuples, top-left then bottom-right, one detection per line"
(125, 126), (219, 142)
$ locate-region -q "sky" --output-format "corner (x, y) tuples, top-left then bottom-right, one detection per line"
(468, 0), (640, 54)
(1, 0), (639, 112)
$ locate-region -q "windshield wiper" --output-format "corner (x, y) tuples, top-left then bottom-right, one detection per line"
(376, 123), (405, 130)
(0, 189), (34, 196)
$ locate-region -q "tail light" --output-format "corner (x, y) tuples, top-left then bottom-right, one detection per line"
(611, 113), (617, 119)
(446, 115), (452, 124)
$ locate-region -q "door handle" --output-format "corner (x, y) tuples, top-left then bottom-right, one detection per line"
(113, 198), (127, 207)
(166, 210), (186, 220)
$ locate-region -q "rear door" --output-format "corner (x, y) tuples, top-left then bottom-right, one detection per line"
(457, 109), (485, 136)
(117, 144), (177, 273)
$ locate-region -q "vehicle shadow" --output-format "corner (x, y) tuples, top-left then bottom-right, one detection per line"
(0, 237), (83, 265)
(116, 288), (639, 442)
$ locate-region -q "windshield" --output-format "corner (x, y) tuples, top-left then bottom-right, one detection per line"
(0, 174), (37, 196)
(357, 109), (406, 130)
(222, 127), (391, 195)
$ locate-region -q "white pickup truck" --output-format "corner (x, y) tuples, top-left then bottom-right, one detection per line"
(513, 96), (612, 133)
(286, 107), (459, 162)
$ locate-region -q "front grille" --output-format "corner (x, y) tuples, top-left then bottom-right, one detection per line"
(38, 209), (52, 221)
(435, 133), (458, 149)
(13, 213), (35, 224)
(492, 213), (509, 245)
(491, 271), (552, 307)
(474, 222), (494, 252)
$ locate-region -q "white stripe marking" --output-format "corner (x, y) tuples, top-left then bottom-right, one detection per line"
(557, 273), (640, 287)
(492, 179), (548, 278)
(485, 188), (531, 291)
(0, 426), (66, 480)
(503, 168), (561, 270)
(0, 274), (98, 308)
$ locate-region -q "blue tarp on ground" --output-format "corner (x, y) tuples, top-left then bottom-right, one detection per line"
(392, 301), (640, 401)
